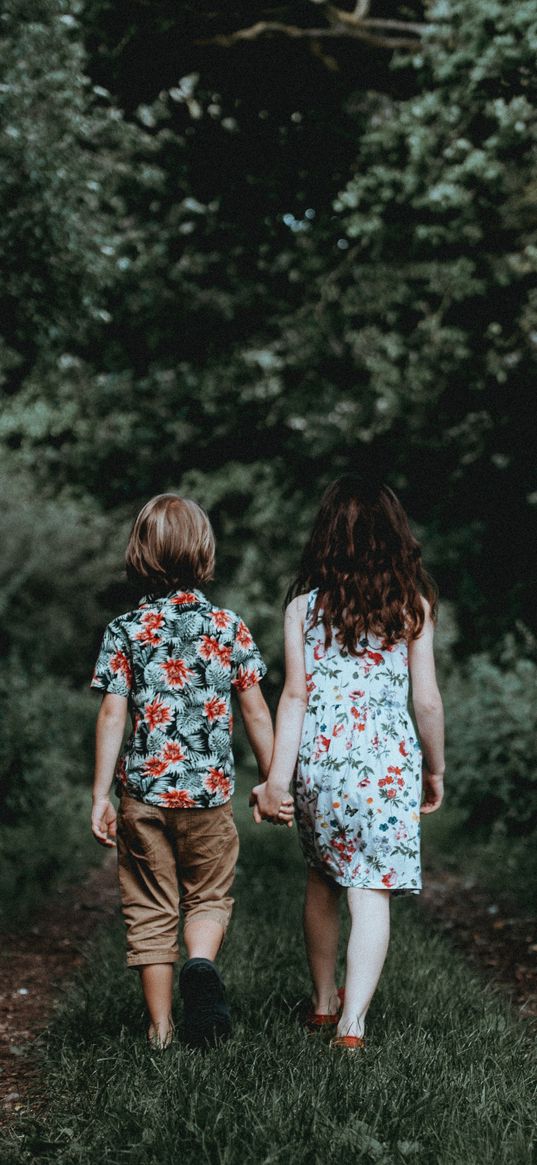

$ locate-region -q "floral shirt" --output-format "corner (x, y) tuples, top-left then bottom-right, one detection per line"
(91, 589), (267, 808)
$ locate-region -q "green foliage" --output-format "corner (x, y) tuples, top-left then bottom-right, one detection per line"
(0, 660), (98, 917)
(1, 0), (536, 863)
(0, 463), (127, 680)
(443, 640), (537, 834)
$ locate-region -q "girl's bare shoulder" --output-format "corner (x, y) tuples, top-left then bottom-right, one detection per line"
(285, 592), (310, 627)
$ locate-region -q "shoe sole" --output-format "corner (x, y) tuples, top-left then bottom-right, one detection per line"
(179, 959), (231, 1048)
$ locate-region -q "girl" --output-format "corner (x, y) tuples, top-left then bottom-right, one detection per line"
(91, 494), (281, 1048)
(251, 475), (444, 1050)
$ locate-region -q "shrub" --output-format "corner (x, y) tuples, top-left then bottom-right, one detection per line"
(443, 640), (537, 835)
(0, 661), (98, 918)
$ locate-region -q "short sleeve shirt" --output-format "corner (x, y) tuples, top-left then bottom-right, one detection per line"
(91, 588), (267, 808)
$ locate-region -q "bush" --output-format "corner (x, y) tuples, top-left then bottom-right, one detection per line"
(0, 661), (99, 919)
(443, 639), (537, 835)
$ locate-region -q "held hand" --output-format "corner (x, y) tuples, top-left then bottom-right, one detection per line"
(91, 797), (117, 847)
(249, 782), (294, 828)
(420, 769), (445, 815)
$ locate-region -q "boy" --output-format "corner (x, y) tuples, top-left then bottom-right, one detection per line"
(90, 493), (282, 1048)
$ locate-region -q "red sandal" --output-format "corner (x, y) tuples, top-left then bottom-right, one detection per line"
(304, 987), (345, 1032)
(330, 1034), (366, 1051)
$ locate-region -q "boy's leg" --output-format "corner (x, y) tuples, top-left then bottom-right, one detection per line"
(175, 802), (239, 1046)
(184, 918), (225, 961)
(139, 965), (175, 1047)
(117, 797), (180, 1045)
(303, 866), (343, 1015)
(337, 887), (390, 1039)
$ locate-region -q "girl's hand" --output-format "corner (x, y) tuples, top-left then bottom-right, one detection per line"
(420, 770), (445, 815)
(249, 782), (294, 828)
(91, 797), (117, 846)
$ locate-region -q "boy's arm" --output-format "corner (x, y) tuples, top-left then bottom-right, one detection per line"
(408, 601), (445, 815)
(251, 596), (307, 824)
(91, 693), (128, 846)
(236, 682), (274, 782)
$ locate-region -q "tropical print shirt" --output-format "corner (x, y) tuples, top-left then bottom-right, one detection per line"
(91, 588), (267, 808)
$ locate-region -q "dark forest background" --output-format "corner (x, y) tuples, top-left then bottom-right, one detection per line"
(1, 0), (536, 911)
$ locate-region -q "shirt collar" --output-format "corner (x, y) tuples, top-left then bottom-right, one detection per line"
(138, 587), (207, 609)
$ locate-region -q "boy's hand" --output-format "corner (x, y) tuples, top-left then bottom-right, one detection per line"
(91, 797), (117, 846)
(250, 782), (294, 828)
(420, 769), (445, 815)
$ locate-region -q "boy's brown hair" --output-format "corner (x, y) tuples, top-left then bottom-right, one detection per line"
(126, 494), (215, 595)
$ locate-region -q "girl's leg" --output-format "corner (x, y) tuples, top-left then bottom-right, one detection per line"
(303, 867), (343, 1014)
(139, 964), (175, 1046)
(337, 887), (390, 1039)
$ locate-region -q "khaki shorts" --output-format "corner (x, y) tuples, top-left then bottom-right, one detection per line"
(117, 795), (240, 967)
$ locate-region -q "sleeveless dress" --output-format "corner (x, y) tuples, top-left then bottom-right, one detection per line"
(294, 589), (422, 894)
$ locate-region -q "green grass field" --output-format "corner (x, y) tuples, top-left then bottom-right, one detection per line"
(2, 786), (536, 1165)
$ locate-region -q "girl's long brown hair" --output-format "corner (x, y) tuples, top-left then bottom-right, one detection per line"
(287, 475), (438, 652)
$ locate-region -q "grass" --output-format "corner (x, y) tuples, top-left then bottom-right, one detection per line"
(421, 807), (537, 910)
(2, 780), (536, 1165)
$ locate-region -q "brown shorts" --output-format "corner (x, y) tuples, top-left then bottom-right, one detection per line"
(116, 795), (240, 967)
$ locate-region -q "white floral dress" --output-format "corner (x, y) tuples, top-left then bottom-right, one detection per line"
(294, 590), (422, 894)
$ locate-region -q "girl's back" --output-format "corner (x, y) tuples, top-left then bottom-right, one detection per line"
(295, 589), (422, 894)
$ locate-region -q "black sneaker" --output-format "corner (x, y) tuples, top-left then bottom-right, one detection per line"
(179, 958), (232, 1048)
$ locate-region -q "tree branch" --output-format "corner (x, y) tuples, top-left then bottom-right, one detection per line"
(196, 19), (425, 51)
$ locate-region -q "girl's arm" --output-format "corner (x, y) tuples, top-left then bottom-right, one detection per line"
(251, 595), (308, 824)
(408, 601), (445, 814)
(91, 693), (128, 846)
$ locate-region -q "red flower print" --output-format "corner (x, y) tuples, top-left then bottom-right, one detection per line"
(349, 689), (365, 700)
(110, 651), (133, 686)
(143, 756), (169, 778)
(333, 723), (344, 737)
(382, 869), (396, 888)
(211, 609), (232, 630)
(145, 698), (173, 731)
(170, 592), (198, 605)
(366, 650), (383, 666)
(316, 735), (331, 754)
(386, 788), (397, 799)
(115, 757), (128, 786)
(163, 742), (186, 764)
(387, 766), (402, 776)
(204, 696), (228, 721)
(197, 638), (233, 668)
(160, 788), (196, 808)
(136, 612), (165, 646)
(233, 665), (259, 691)
(399, 740), (409, 757)
(143, 612), (164, 632)
(235, 619), (253, 648)
(198, 635), (223, 662)
(204, 767), (232, 797)
(313, 644), (325, 660)
(161, 658), (193, 687)
(331, 836), (357, 862)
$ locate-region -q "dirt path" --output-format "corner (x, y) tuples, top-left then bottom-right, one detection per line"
(420, 868), (537, 1019)
(0, 856), (535, 1125)
(0, 854), (119, 1123)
